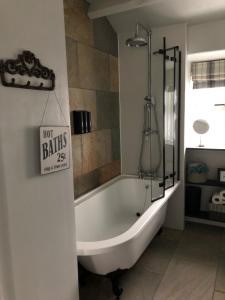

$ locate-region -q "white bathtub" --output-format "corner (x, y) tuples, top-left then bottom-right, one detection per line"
(74, 176), (179, 275)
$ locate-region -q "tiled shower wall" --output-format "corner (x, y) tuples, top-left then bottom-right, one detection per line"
(64, 0), (121, 198)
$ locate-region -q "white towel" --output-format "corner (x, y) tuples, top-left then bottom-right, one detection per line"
(212, 193), (225, 205)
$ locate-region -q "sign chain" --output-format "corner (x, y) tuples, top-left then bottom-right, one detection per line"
(40, 90), (68, 126)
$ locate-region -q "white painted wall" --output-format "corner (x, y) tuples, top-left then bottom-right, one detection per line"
(188, 18), (225, 54)
(0, 1), (78, 299)
(118, 23), (187, 230)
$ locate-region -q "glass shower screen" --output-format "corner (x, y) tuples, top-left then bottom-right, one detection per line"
(164, 44), (181, 189)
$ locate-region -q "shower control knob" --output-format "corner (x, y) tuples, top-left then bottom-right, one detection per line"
(144, 96), (151, 101)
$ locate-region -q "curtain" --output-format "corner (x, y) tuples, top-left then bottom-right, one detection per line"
(191, 59), (225, 89)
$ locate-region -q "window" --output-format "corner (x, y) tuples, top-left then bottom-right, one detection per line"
(191, 59), (225, 89)
(186, 58), (225, 149)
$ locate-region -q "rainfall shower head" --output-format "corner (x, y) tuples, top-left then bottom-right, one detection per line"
(126, 35), (148, 48)
(125, 23), (150, 48)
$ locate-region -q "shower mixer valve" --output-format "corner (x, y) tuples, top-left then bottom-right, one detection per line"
(126, 23), (161, 176)
(144, 96), (155, 105)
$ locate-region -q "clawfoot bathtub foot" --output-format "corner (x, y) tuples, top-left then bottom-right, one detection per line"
(111, 277), (123, 299)
(107, 269), (125, 299)
(157, 227), (163, 236)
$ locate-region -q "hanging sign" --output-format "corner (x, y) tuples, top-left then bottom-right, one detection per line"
(40, 126), (70, 175)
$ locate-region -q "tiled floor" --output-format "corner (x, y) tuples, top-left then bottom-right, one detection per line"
(79, 222), (225, 300)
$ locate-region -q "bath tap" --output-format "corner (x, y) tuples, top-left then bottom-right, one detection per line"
(138, 170), (156, 180)
(138, 170), (145, 179)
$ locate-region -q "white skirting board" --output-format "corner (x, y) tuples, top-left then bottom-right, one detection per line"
(185, 216), (225, 228)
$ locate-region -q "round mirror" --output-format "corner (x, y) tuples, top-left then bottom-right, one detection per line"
(193, 119), (209, 135)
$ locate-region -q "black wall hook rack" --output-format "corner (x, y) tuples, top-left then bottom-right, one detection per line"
(0, 50), (55, 91)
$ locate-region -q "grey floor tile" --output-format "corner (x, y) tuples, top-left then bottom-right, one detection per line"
(179, 223), (223, 254)
(121, 265), (162, 300)
(153, 255), (217, 300)
(215, 254), (225, 293)
(79, 223), (223, 300)
(176, 227), (220, 266)
(175, 244), (219, 266)
(137, 238), (178, 274)
(220, 230), (225, 253)
(97, 266), (162, 300)
(158, 227), (183, 242)
(95, 277), (115, 300)
(185, 222), (223, 237)
(214, 291), (225, 300)
(79, 273), (103, 300)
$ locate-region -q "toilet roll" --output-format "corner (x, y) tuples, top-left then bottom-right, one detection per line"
(220, 190), (225, 199)
(212, 193), (225, 205)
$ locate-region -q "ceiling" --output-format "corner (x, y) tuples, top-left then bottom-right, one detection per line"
(88, 0), (225, 34)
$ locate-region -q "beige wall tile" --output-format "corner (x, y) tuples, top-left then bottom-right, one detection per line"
(71, 135), (83, 178)
(99, 160), (121, 184)
(93, 17), (118, 57)
(69, 88), (84, 110)
(63, 0), (73, 10)
(64, 0), (120, 196)
(77, 44), (110, 91)
(103, 129), (112, 165)
(75, 169), (100, 198)
(81, 130), (112, 175)
(82, 132), (97, 174)
(64, 5), (93, 46)
(109, 55), (119, 92)
(95, 131), (106, 168)
(64, 0), (86, 11)
(214, 292), (225, 300)
(66, 37), (80, 88)
(73, 0), (88, 14)
(69, 88), (97, 130)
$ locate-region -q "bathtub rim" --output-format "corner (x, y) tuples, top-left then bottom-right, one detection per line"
(74, 175), (180, 256)
(74, 175), (166, 206)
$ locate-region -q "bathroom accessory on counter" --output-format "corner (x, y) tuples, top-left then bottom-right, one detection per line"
(193, 119), (209, 147)
(187, 162), (208, 183)
(218, 168), (225, 183)
(0, 50), (55, 90)
(73, 111), (91, 134)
